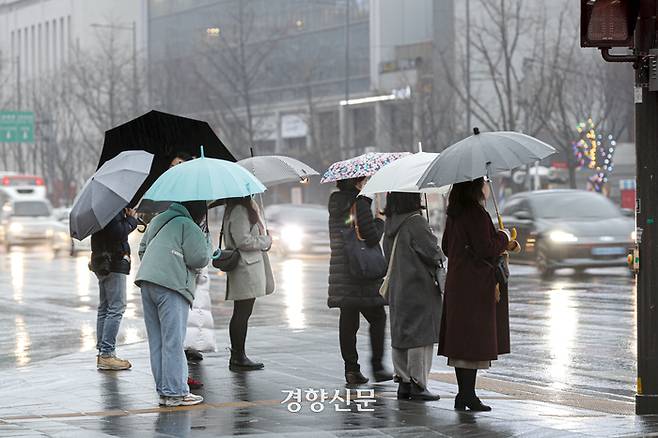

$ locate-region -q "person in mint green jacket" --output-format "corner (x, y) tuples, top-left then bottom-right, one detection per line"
(135, 201), (211, 407)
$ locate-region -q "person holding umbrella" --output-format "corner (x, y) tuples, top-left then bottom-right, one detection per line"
(327, 177), (392, 385)
(136, 200), (211, 407)
(439, 178), (516, 411)
(91, 208), (138, 371)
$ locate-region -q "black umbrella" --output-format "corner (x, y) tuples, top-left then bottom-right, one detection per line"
(98, 110), (236, 207)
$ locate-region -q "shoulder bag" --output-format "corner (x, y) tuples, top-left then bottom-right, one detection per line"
(212, 207), (241, 272)
(342, 202), (387, 280)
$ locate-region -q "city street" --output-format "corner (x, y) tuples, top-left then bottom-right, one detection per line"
(0, 245), (647, 437)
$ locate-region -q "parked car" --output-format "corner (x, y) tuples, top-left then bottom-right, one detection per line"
(0, 198), (68, 253)
(265, 203), (330, 255)
(501, 190), (634, 277)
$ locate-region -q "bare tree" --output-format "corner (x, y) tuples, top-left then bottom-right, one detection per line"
(193, 0), (286, 150)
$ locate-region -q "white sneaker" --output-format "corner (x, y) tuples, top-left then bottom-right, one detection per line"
(158, 396), (167, 406)
(164, 393), (204, 407)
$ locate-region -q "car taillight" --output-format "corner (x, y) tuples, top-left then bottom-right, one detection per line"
(35, 178), (44, 186)
(1, 177), (9, 186)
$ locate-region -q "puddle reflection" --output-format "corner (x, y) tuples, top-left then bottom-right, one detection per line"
(280, 259), (306, 329)
(547, 282), (577, 390)
(14, 315), (31, 366)
(10, 251), (24, 304)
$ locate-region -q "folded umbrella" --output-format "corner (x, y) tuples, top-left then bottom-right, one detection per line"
(143, 147), (266, 202)
(70, 150), (154, 240)
(238, 155), (319, 187)
(320, 152), (409, 184)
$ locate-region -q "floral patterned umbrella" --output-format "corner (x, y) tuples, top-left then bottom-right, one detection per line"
(320, 152), (410, 184)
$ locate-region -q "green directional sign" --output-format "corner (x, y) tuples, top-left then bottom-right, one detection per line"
(0, 111), (34, 143)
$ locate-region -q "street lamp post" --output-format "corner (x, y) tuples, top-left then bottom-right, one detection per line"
(90, 22), (138, 116)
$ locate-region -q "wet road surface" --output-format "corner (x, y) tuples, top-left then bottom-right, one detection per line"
(0, 245), (636, 401)
(0, 244), (651, 437)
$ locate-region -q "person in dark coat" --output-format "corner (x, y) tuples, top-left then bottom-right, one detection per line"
(383, 192), (444, 401)
(90, 208), (138, 370)
(439, 177), (515, 412)
(327, 177), (392, 385)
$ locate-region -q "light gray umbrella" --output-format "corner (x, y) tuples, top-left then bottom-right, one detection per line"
(70, 150), (154, 240)
(238, 155), (319, 187)
(418, 129), (556, 190)
(418, 128), (556, 229)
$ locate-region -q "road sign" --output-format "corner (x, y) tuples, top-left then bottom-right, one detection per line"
(0, 111), (34, 143)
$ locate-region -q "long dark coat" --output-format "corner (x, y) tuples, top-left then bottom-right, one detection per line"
(438, 204), (510, 361)
(383, 212), (444, 349)
(327, 189), (386, 308)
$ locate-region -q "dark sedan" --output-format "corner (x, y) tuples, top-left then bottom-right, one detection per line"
(501, 190), (634, 277)
(265, 203), (330, 255)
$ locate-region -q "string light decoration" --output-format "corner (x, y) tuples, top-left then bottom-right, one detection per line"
(573, 118), (617, 193)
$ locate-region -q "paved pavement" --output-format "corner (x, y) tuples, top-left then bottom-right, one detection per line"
(0, 246), (651, 436)
(0, 327), (656, 437)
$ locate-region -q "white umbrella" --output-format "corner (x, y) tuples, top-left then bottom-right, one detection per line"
(359, 152), (449, 197)
(238, 155), (319, 187)
(70, 151), (154, 240)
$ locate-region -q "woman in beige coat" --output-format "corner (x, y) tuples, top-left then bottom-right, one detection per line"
(223, 196), (275, 371)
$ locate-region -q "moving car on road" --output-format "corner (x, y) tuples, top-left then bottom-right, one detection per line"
(501, 190), (634, 277)
(265, 203), (330, 255)
(0, 198), (68, 253)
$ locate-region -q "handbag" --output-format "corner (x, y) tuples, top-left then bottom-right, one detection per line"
(342, 203), (387, 280)
(212, 209), (241, 272)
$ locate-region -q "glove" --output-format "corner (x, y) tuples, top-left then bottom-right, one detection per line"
(507, 239), (521, 253)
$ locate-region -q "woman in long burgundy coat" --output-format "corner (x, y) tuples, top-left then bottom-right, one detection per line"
(439, 177), (511, 412)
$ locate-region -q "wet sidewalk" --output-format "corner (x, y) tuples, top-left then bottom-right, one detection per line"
(0, 325), (656, 438)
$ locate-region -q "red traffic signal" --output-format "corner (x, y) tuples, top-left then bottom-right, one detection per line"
(581, 0), (640, 48)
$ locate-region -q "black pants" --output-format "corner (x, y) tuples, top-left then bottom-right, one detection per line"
(230, 298), (256, 353)
(339, 306), (386, 373)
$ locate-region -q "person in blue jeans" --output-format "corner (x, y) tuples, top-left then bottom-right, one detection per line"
(136, 201), (211, 407)
(90, 208), (138, 371)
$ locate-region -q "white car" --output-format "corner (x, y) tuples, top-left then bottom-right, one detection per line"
(0, 198), (68, 253)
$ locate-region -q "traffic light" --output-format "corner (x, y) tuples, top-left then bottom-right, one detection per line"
(581, 0), (640, 48)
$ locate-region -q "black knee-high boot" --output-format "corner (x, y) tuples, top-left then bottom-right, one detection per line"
(454, 368), (491, 412)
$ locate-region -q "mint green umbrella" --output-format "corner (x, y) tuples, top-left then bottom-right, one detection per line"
(143, 147), (266, 202)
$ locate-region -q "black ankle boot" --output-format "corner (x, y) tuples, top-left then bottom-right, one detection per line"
(345, 371), (369, 385)
(373, 369), (393, 383)
(454, 393), (491, 411)
(409, 381), (440, 401)
(397, 382), (411, 400)
(229, 349), (264, 371)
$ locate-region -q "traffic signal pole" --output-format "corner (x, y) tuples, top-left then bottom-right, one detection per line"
(634, 0), (658, 416)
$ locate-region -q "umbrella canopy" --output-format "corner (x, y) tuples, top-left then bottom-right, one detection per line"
(238, 155), (319, 187)
(98, 110), (236, 206)
(320, 152), (409, 184)
(143, 149), (266, 202)
(360, 152), (449, 197)
(70, 151), (153, 240)
(417, 129), (556, 189)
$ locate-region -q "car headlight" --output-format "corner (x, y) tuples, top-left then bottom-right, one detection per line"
(280, 224), (305, 251)
(8, 223), (23, 234)
(549, 230), (578, 243)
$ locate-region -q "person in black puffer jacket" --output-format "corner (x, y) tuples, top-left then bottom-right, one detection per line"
(328, 177), (393, 385)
